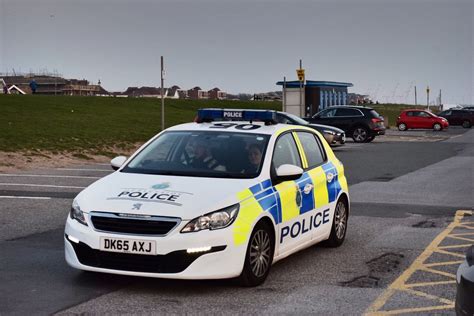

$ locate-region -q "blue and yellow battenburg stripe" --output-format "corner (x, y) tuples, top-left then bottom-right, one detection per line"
(232, 162), (346, 246)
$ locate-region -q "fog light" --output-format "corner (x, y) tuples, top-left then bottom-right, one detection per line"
(186, 246), (211, 254)
(67, 235), (80, 244)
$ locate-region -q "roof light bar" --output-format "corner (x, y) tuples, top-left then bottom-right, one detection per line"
(196, 108), (277, 124)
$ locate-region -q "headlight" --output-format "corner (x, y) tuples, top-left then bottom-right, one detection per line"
(181, 204), (239, 233)
(70, 200), (88, 226)
(323, 130), (336, 135)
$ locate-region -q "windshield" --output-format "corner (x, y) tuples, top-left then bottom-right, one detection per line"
(122, 131), (270, 178)
(285, 113), (309, 125)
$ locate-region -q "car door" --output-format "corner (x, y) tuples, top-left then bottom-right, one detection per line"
(294, 131), (333, 243)
(418, 111), (433, 128)
(404, 111), (415, 128)
(334, 108), (363, 132)
(271, 132), (311, 256)
(310, 108), (338, 126)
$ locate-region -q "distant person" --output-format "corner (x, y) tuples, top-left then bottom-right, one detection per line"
(29, 80), (37, 94)
(3, 85), (7, 94)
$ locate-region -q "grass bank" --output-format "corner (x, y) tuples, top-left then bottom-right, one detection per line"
(0, 94), (428, 154)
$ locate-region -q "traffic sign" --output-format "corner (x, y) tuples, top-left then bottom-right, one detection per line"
(297, 69), (305, 82)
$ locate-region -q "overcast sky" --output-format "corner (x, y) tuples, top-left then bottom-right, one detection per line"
(0, 0), (472, 104)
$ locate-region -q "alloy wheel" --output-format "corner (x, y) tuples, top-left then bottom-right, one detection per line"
(334, 201), (347, 240)
(353, 128), (368, 142)
(249, 230), (271, 277)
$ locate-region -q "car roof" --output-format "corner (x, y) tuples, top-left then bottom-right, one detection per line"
(166, 121), (311, 135)
(323, 105), (374, 111)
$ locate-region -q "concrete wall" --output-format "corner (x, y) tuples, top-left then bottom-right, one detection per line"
(283, 88), (305, 116)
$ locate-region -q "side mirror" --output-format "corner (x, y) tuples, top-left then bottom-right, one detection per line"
(275, 164), (304, 182)
(111, 156), (127, 171)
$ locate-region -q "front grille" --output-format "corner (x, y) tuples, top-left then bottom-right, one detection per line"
(68, 237), (226, 273)
(90, 212), (180, 235)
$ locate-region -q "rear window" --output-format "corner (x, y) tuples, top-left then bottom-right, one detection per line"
(370, 110), (381, 118)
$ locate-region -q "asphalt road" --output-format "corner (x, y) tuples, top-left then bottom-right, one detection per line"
(0, 127), (472, 315)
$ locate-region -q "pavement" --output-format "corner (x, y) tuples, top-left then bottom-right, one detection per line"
(0, 127), (472, 315)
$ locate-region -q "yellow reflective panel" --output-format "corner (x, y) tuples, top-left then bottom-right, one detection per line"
(308, 166), (329, 208)
(292, 132), (308, 169)
(335, 160), (349, 193)
(275, 181), (299, 222)
(233, 189), (264, 246)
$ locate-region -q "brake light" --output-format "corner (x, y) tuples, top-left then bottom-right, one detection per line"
(371, 118), (382, 123)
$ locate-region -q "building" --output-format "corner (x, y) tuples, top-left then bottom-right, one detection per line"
(208, 87), (226, 100)
(187, 86), (209, 100)
(276, 80), (353, 117)
(1, 74), (108, 96)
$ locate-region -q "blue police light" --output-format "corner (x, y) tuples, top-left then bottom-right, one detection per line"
(197, 109), (277, 124)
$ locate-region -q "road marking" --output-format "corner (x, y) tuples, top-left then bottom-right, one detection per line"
(0, 174), (100, 179)
(0, 183), (86, 189)
(0, 196), (51, 200)
(365, 210), (473, 315)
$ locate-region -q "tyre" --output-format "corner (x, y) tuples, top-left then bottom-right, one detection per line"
(352, 127), (369, 143)
(238, 221), (275, 287)
(433, 123), (442, 131)
(366, 136), (375, 142)
(398, 123), (407, 131)
(462, 120), (471, 128)
(323, 197), (348, 248)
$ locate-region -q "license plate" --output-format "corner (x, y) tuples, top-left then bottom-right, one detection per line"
(100, 237), (156, 255)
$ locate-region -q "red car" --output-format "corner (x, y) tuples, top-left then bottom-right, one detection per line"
(397, 109), (449, 131)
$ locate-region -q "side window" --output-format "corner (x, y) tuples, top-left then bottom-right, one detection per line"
(336, 108), (361, 117)
(319, 108), (337, 118)
(440, 110), (451, 116)
(419, 111), (430, 118)
(296, 132), (325, 168)
(407, 111), (414, 117)
(272, 133), (302, 170)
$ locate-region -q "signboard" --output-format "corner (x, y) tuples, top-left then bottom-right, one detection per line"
(296, 69), (305, 82)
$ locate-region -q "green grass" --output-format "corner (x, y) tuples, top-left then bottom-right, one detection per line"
(0, 95), (433, 153)
(0, 95), (280, 153)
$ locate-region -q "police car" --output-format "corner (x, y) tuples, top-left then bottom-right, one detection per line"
(65, 109), (350, 286)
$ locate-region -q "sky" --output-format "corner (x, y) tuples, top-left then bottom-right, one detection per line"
(0, 0), (473, 104)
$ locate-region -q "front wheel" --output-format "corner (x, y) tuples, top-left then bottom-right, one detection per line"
(462, 120), (471, 128)
(323, 197), (348, 248)
(238, 221), (275, 287)
(433, 123), (442, 131)
(352, 127), (369, 143)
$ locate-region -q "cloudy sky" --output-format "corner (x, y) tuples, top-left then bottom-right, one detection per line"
(1, 0), (472, 104)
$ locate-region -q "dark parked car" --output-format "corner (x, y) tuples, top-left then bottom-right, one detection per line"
(275, 112), (345, 146)
(305, 106), (385, 143)
(456, 245), (474, 316)
(438, 109), (474, 128)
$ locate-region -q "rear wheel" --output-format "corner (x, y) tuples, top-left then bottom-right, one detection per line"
(462, 120), (471, 128)
(238, 221), (275, 287)
(433, 123), (442, 131)
(352, 127), (369, 143)
(323, 197), (349, 248)
(398, 123), (407, 131)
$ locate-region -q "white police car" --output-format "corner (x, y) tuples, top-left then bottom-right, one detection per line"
(65, 109), (350, 286)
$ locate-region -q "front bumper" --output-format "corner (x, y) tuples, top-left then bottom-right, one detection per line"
(65, 217), (247, 280)
(456, 261), (474, 316)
